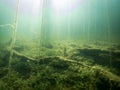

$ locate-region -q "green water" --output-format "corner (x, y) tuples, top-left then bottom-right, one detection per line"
(0, 0), (120, 90)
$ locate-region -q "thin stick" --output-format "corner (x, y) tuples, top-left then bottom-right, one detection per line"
(0, 24), (12, 27)
(8, 0), (19, 78)
(38, 0), (44, 58)
(0, 24), (14, 29)
(94, 1), (97, 44)
(104, 0), (112, 66)
(87, 0), (90, 43)
(67, 0), (71, 41)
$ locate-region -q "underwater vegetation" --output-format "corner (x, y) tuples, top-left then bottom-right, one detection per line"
(0, 41), (120, 90)
(0, 0), (120, 90)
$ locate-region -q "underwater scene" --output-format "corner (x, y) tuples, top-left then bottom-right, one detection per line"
(0, 0), (120, 90)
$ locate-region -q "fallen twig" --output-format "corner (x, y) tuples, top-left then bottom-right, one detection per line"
(0, 24), (14, 28)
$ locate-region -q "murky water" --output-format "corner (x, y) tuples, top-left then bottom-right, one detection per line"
(0, 0), (120, 89)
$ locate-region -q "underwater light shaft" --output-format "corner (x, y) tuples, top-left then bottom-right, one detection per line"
(52, 0), (69, 7)
(19, 0), (41, 16)
(51, 0), (73, 12)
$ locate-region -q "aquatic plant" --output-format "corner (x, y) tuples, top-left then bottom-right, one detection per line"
(0, 0), (119, 89)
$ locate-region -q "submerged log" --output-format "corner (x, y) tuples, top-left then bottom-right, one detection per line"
(12, 50), (90, 66)
(12, 50), (120, 84)
(13, 50), (37, 61)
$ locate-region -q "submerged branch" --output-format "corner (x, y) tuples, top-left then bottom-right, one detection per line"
(6, 46), (120, 83)
(12, 50), (120, 84)
(13, 50), (37, 61)
(0, 24), (14, 28)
